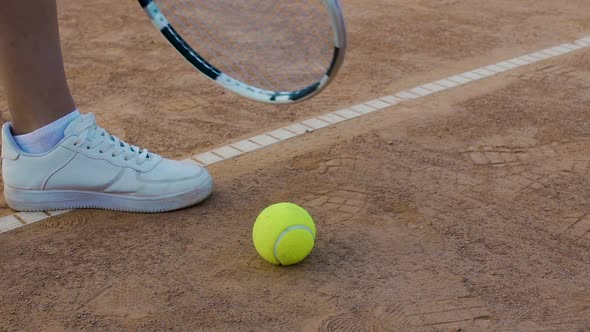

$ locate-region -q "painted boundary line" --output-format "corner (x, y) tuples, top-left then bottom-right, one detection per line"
(1, 36), (589, 234)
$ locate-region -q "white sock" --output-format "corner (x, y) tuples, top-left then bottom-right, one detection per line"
(13, 109), (81, 154)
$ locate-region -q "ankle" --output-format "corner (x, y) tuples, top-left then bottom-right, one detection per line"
(12, 109), (80, 153)
(10, 107), (78, 135)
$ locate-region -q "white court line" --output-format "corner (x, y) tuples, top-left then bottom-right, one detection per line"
(1, 36), (589, 234)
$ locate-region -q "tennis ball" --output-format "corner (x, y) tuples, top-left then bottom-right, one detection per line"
(253, 202), (316, 266)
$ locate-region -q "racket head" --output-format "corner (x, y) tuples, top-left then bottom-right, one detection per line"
(139, 0), (347, 104)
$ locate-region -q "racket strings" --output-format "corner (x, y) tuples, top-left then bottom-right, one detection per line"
(156, 0), (334, 92)
(164, 0), (279, 89)
(258, 3), (321, 81)
(209, 0), (317, 87)
(195, 0), (277, 87)
(163, 1), (272, 87)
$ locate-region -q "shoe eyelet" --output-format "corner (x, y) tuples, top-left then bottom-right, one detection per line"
(99, 150), (103, 154)
(86, 146), (90, 150)
(111, 154), (115, 158)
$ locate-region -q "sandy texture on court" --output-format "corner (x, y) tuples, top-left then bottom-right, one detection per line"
(2, 0), (590, 330)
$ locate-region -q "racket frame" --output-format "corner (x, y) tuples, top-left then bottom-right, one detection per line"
(138, 0), (346, 104)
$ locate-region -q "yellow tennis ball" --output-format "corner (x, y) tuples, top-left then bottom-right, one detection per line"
(253, 202), (316, 266)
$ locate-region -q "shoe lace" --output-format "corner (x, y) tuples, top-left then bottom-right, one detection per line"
(72, 114), (150, 166)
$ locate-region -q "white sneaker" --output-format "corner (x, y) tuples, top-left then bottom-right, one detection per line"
(1, 113), (213, 212)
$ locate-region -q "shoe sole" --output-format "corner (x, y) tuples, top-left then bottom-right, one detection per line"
(4, 175), (213, 213)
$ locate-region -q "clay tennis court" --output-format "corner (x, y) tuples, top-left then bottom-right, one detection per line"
(2, 0), (590, 330)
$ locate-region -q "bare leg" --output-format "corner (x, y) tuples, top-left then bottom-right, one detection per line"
(0, 0), (76, 135)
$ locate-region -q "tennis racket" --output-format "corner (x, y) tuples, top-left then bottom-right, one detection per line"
(138, 0), (347, 104)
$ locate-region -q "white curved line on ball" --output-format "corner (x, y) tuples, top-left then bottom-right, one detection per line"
(273, 225), (315, 265)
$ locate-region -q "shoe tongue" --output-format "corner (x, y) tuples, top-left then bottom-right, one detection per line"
(64, 113), (99, 139)
(63, 113), (145, 156)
